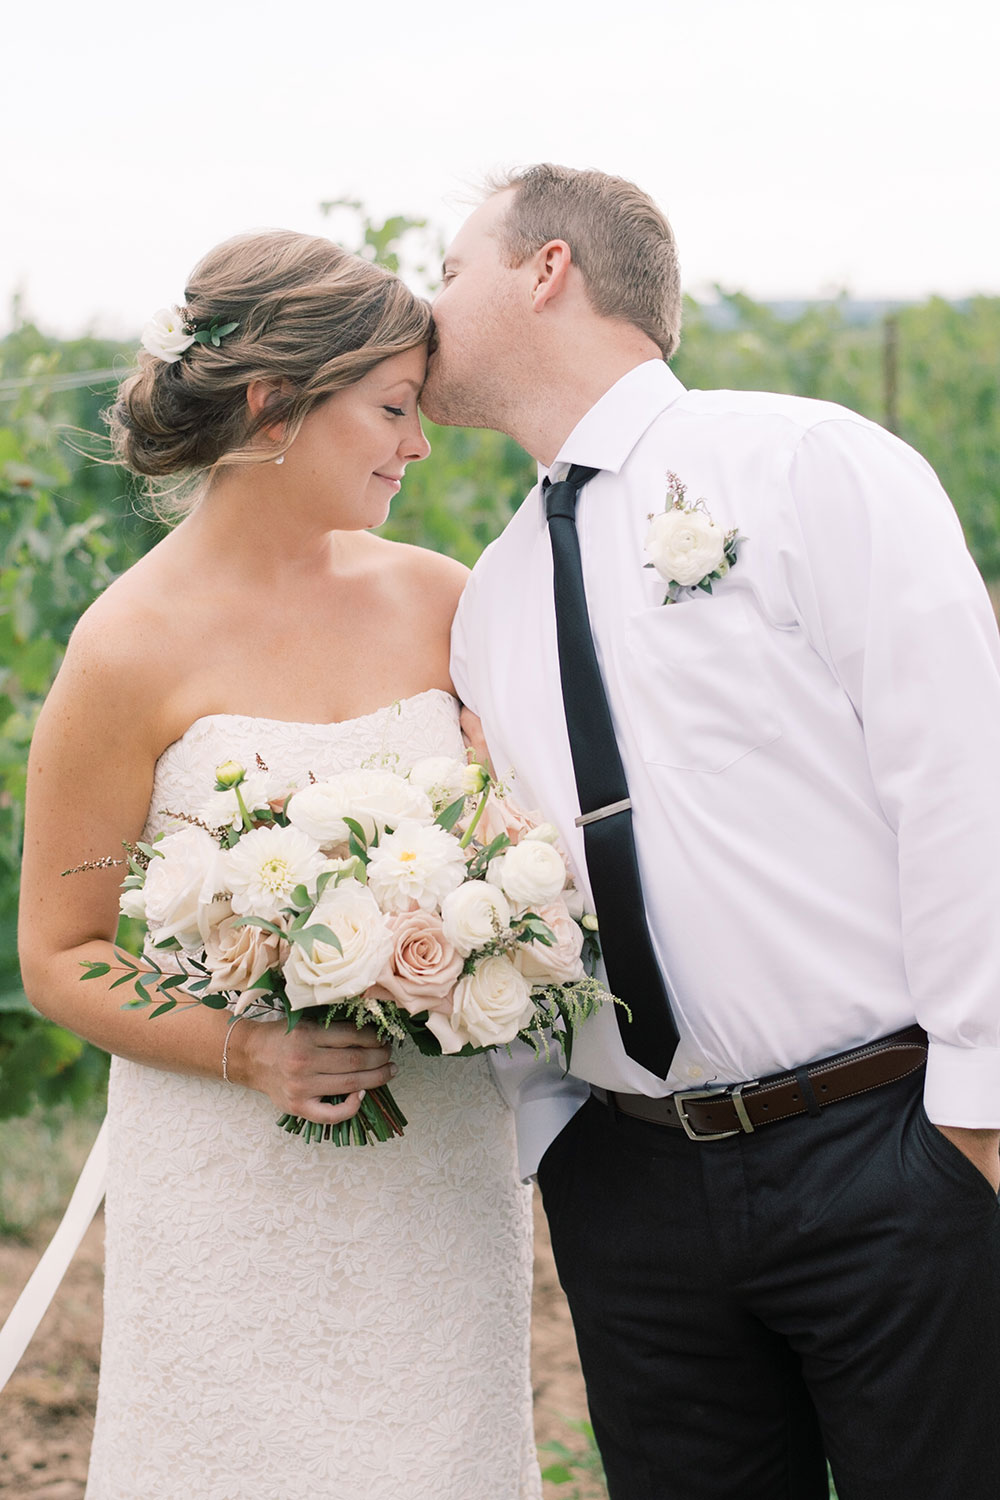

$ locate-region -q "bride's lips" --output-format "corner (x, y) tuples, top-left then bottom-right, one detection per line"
(374, 472), (402, 493)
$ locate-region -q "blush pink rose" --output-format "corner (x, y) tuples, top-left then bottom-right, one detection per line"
(375, 909), (465, 1016)
(515, 900), (586, 984)
(473, 791), (542, 849)
(204, 915), (290, 1011)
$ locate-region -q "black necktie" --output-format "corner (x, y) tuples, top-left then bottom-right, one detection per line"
(544, 464), (679, 1077)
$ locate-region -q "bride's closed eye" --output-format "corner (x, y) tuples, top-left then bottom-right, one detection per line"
(383, 405), (407, 417)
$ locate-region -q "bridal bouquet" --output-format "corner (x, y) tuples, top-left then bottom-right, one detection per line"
(78, 752), (612, 1145)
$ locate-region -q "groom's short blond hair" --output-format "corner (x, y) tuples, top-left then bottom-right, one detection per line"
(486, 164), (682, 359)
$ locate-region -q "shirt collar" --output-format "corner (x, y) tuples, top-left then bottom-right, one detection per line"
(539, 359), (686, 484)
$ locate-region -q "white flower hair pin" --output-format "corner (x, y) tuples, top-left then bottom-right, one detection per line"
(140, 306), (239, 364)
(644, 471), (743, 605)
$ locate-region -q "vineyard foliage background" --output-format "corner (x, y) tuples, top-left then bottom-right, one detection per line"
(1, 209), (998, 1118)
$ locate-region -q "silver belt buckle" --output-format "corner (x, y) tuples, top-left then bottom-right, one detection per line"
(672, 1082), (759, 1140)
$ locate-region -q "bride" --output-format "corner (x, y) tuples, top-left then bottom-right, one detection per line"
(17, 231), (541, 1499)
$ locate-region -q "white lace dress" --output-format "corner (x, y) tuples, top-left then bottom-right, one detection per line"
(85, 690), (540, 1500)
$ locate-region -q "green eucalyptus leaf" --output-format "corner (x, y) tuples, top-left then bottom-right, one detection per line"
(232, 915), (283, 935)
(434, 796), (467, 832)
(291, 923), (342, 953)
(80, 961), (111, 979)
(343, 817), (369, 848)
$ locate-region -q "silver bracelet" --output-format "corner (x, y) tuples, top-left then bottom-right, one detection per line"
(221, 1014), (248, 1084)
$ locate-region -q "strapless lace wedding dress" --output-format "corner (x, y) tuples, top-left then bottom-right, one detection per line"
(85, 690), (541, 1500)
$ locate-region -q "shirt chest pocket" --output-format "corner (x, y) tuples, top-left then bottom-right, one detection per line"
(622, 593), (781, 772)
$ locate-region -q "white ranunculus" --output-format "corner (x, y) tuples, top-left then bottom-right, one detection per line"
(522, 821), (559, 845)
(118, 886), (147, 921)
(284, 883), (394, 1009)
(140, 307), (195, 363)
(440, 880), (511, 957)
(223, 824), (326, 921)
(645, 506), (726, 587)
(142, 825), (223, 951)
(407, 756), (472, 811)
(493, 839), (567, 909)
(451, 956), (535, 1048)
(287, 769), (433, 848)
(365, 821), (468, 913)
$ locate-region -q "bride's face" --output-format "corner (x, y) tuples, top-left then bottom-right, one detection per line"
(291, 346), (430, 529)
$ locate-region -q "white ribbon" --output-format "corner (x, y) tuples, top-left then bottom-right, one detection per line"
(0, 1116), (108, 1392)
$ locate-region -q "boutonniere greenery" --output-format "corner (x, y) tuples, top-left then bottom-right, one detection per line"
(644, 471), (743, 605)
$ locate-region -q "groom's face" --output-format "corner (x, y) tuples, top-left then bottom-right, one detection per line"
(420, 191), (523, 428)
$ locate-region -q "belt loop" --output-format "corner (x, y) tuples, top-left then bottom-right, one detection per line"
(794, 1066), (823, 1118)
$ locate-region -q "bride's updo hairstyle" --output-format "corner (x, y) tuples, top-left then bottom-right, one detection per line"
(109, 229), (431, 502)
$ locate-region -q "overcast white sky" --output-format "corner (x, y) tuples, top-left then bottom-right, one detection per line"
(4, 0), (998, 338)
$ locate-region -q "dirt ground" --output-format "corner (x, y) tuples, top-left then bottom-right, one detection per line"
(0, 1192), (597, 1499)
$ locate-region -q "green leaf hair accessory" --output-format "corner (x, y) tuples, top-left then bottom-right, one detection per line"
(140, 306), (239, 362)
(191, 318), (240, 348)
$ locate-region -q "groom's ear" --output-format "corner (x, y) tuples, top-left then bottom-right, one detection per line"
(529, 239), (573, 312)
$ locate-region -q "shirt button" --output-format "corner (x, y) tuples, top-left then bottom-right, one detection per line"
(686, 1064), (705, 1081)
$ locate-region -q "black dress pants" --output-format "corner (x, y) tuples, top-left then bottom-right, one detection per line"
(537, 1071), (1000, 1500)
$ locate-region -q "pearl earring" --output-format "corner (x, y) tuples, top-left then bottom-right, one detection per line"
(274, 454), (285, 466)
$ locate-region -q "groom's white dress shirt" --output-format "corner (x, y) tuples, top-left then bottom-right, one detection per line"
(451, 359), (1000, 1179)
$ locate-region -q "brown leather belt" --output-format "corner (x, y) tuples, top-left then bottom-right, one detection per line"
(593, 1025), (928, 1140)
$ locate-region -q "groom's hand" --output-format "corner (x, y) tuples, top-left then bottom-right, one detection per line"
(233, 1016), (396, 1124)
(460, 706), (494, 774)
(934, 1124), (1000, 1193)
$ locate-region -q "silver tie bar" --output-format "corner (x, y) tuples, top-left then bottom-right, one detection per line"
(574, 797), (632, 828)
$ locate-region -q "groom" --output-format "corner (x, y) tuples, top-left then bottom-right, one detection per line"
(421, 164), (1000, 1500)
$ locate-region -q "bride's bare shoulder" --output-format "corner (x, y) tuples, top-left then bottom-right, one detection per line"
(52, 539), (201, 746)
(363, 534), (469, 613)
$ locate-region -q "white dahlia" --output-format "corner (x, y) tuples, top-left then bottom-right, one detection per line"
(222, 824), (326, 920)
(366, 821), (468, 913)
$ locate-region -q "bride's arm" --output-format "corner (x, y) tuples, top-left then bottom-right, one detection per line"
(18, 603), (393, 1124)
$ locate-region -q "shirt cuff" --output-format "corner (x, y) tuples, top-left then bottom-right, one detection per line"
(923, 1040), (1000, 1128)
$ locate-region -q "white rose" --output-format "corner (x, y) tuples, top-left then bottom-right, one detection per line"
(440, 880), (511, 957)
(142, 825), (223, 951)
(407, 756), (472, 811)
(140, 307), (195, 364)
(493, 840), (567, 909)
(451, 956), (535, 1048)
(118, 886), (147, 921)
(366, 821), (467, 913)
(284, 883), (394, 1010)
(515, 900), (586, 984)
(287, 769), (432, 848)
(645, 506), (726, 587)
(222, 824), (326, 921)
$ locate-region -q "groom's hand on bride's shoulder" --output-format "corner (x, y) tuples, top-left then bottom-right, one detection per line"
(232, 1016), (396, 1125)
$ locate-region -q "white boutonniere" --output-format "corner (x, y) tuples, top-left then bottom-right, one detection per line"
(644, 471), (743, 604)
